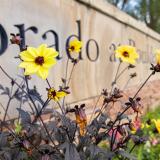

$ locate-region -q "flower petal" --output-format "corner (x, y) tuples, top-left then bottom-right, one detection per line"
(37, 67), (49, 79)
(24, 63), (40, 75)
(37, 44), (47, 56)
(43, 58), (56, 68)
(27, 47), (39, 57)
(45, 48), (59, 58)
(56, 91), (67, 98)
(156, 50), (160, 64)
(20, 51), (35, 61)
(19, 62), (30, 68)
(53, 96), (59, 102)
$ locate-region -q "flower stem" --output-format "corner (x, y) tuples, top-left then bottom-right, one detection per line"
(46, 78), (51, 88)
(57, 101), (65, 115)
(65, 58), (69, 85)
(98, 71), (155, 144)
(115, 66), (128, 82)
(123, 144), (137, 160)
(117, 72), (153, 121)
(111, 121), (120, 151)
(25, 78), (59, 151)
(62, 57), (69, 110)
(88, 95), (102, 124)
(2, 83), (14, 130)
(32, 98), (50, 123)
(129, 144), (137, 153)
(3, 98), (12, 122)
(95, 103), (108, 120)
(133, 71), (154, 99)
(0, 65), (27, 94)
(0, 65), (60, 152)
(67, 63), (75, 86)
(110, 61), (122, 94)
(123, 77), (131, 90)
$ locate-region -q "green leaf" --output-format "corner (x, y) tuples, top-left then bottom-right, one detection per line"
(117, 150), (137, 160)
(14, 121), (22, 134)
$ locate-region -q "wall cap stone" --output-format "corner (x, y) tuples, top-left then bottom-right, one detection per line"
(76, 0), (160, 42)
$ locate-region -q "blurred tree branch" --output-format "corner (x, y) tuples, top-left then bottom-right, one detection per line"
(107, 0), (160, 33)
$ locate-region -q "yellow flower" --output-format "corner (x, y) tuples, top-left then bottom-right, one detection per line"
(145, 123), (150, 128)
(68, 39), (82, 53)
(115, 45), (139, 64)
(155, 49), (160, 64)
(153, 119), (160, 133)
(48, 88), (67, 101)
(129, 123), (137, 134)
(141, 123), (145, 129)
(19, 44), (58, 79)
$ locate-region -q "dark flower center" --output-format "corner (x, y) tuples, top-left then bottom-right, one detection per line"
(35, 56), (44, 65)
(51, 90), (56, 97)
(153, 127), (158, 133)
(123, 51), (129, 57)
(70, 46), (75, 51)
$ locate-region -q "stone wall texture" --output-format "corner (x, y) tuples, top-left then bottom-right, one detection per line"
(69, 79), (160, 120)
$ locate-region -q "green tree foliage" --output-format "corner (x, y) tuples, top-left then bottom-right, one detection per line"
(107, 0), (129, 10)
(107, 0), (160, 33)
(140, 0), (160, 33)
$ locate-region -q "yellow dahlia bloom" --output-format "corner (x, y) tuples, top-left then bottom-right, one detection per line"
(115, 45), (139, 64)
(48, 88), (67, 101)
(155, 49), (160, 64)
(153, 119), (160, 133)
(19, 44), (58, 79)
(68, 39), (82, 53)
